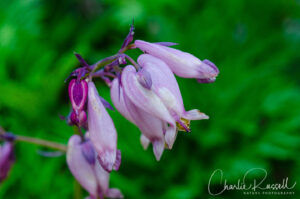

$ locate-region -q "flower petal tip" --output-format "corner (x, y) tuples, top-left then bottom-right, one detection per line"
(140, 135), (150, 150)
(97, 152), (115, 173)
(106, 188), (124, 199)
(153, 140), (164, 161)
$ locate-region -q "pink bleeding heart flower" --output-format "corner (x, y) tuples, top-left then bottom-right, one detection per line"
(134, 40), (219, 83)
(111, 78), (166, 160)
(137, 54), (209, 121)
(68, 79), (88, 126)
(88, 81), (121, 172)
(0, 141), (15, 183)
(120, 55), (209, 149)
(67, 135), (123, 199)
(121, 65), (177, 149)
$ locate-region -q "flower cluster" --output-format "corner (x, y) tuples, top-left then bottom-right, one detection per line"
(65, 24), (219, 198)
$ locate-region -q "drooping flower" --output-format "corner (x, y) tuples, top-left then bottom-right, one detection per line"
(87, 81), (121, 172)
(134, 40), (219, 82)
(67, 135), (123, 199)
(121, 65), (177, 149)
(111, 54), (209, 158)
(0, 141), (15, 182)
(111, 78), (166, 160)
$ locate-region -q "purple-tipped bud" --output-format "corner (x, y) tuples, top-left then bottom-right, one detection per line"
(137, 68), (152, 89)
(0, 142), (15, 183)
(134, 40), (219, 82)
(68, 79), (88, 111)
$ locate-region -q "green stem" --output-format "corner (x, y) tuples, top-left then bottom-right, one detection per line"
(0, 127), (67, 152)
(15, 135), (67, 152)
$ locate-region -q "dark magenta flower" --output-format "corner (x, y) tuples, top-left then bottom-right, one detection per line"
(68, 79), (88, 127)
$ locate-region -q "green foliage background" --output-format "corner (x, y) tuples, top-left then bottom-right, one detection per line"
(0, 0), (300, 198)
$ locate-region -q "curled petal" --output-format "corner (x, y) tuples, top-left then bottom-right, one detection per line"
(183, 109), (209, 120)
(88, 82), (118, 172)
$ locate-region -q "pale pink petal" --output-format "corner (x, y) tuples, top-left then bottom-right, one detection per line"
(88, 81), (118, 172)
(110, 78), (136, 125)
(140, 135), (150, 150)
(67, 135), (97, 197)
(138, 54), (184, 116)
(135, 40), (218, 80)
(123, 89), (166, 160)
(183, 109), (209, 120)
(164, 125), (177, 149)
(121, 65), (174, 124)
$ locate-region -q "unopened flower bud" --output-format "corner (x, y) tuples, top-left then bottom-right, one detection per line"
(135, 40), (219, 82)
(68, 79), (88, 112)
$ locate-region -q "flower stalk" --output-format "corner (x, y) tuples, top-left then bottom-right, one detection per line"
(0, 127), (67, 152)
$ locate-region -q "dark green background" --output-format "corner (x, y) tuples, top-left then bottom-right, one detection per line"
(0, 0), (300, 198)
